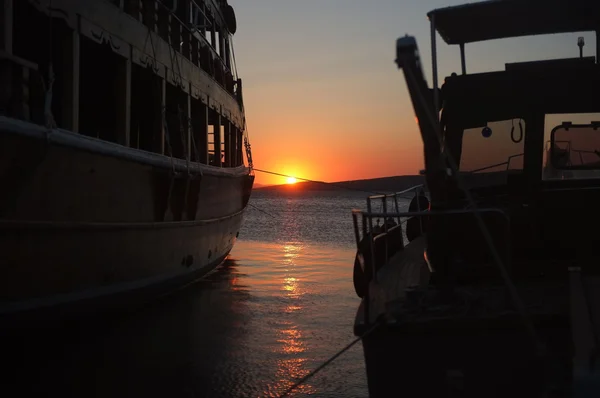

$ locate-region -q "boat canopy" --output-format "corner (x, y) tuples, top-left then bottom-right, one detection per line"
(428, 0), (600, 45)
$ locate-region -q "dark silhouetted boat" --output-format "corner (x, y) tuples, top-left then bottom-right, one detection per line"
(0, 0), (253, 322)
(351, 0), (600, 396)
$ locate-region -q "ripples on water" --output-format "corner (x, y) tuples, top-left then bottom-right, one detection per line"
(2, 190), (410, 397)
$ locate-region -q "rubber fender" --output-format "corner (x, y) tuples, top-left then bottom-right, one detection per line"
(353, 251), (369, 298)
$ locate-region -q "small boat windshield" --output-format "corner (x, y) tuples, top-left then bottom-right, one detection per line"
(446, 118), (525, 187)
(543, 122), (600, 180)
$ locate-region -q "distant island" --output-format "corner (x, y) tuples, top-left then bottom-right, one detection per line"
(255, 175), (426, 194)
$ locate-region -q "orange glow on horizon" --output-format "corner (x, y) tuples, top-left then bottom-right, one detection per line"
(286, 176), (298, 184)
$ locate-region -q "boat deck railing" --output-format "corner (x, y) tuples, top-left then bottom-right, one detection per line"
(353, 202), (512, 325)
(352, 185), (426, 280)
(355, 185), (425, 247)
(352, 182), (512, 282)
(110, 0), (239, 96)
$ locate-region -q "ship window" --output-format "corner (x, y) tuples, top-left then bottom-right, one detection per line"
(450, 118), (525, 188)
(208, 124), (215, 164)
(543, 113), (600, 180)
(459, 118), (525, 170)
(220, 124), (226, 164)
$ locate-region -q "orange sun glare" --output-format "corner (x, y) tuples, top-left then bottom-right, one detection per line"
(286, 177), (298, 184)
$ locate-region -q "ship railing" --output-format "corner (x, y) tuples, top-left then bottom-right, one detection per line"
(111, 0), (238, 95)
(365, 185), (426, 228)
(356, 185), (426, 252)
(353, 205), (511, 325)
(468, 153), (524, 174)
(352, 184), (426, 283)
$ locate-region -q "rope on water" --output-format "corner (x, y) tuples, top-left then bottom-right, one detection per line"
(249, 169), (419, 222)
(247, 203), (276, 219)
(277, 322), (380, 398)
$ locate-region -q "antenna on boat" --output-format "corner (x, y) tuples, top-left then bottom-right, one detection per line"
(578, 37), (585, 59)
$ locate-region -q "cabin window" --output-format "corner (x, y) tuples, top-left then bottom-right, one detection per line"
(190, 2), (201, 27)
(214, 31), (221, 56)
(220, 121), (226, 165)
(205, 13), (214, 47)
(12, 2), (70, 126)
(458, 118), (525, 171)
(79, 36), (125, 143)
(164, 83), (187, 159)
(130, 64), (162, 154)
(543, 113), (600, 180)
(208, 110), (223, 167)
(208, 124), (215, 163)
(237, 127), (244, 166)
(190, 97), (208, 164)
(446, 118), (525, 188)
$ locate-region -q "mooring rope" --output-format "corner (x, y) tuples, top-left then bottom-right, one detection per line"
(276, 321), (380, 398)
(253, 168), (422, 197)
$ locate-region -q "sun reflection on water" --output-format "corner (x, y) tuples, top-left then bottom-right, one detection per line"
(267, 242), (317, 396)
(277, 327), (305, 355)
(282, 243), (302, 267)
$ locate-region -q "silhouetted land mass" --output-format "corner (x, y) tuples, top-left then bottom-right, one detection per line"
(256, 170), (513, 194)
(256, 175), (426, 193)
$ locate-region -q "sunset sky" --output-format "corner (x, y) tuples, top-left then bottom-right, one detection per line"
(228, 0), (597, 186)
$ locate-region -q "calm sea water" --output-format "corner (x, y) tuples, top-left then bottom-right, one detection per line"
(4, 190), (410, 398)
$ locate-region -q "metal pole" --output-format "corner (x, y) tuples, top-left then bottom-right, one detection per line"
(394, 195), (401, 225)
(596, 31), (599, 64)
(363, 214), (370, 326)
(460, 43), (466, 75)
(382, 198), (388, 263)
(366, 199), (377, 284)
(430, 15), (439, 120)
(352, 213), (361, 248)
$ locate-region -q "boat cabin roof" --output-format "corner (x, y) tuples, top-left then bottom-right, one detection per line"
(441, 56), (600, 128)
(439, 56), (600, 190)
(428, 0), (600, 45)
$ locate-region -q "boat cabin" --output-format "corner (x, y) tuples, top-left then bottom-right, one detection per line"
(422, 0), (600, 280)
(355, 0), (600, 295)
(0, 0), (247, 170)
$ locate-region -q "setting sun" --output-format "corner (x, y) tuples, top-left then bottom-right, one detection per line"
(286, 177), (298, 184)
